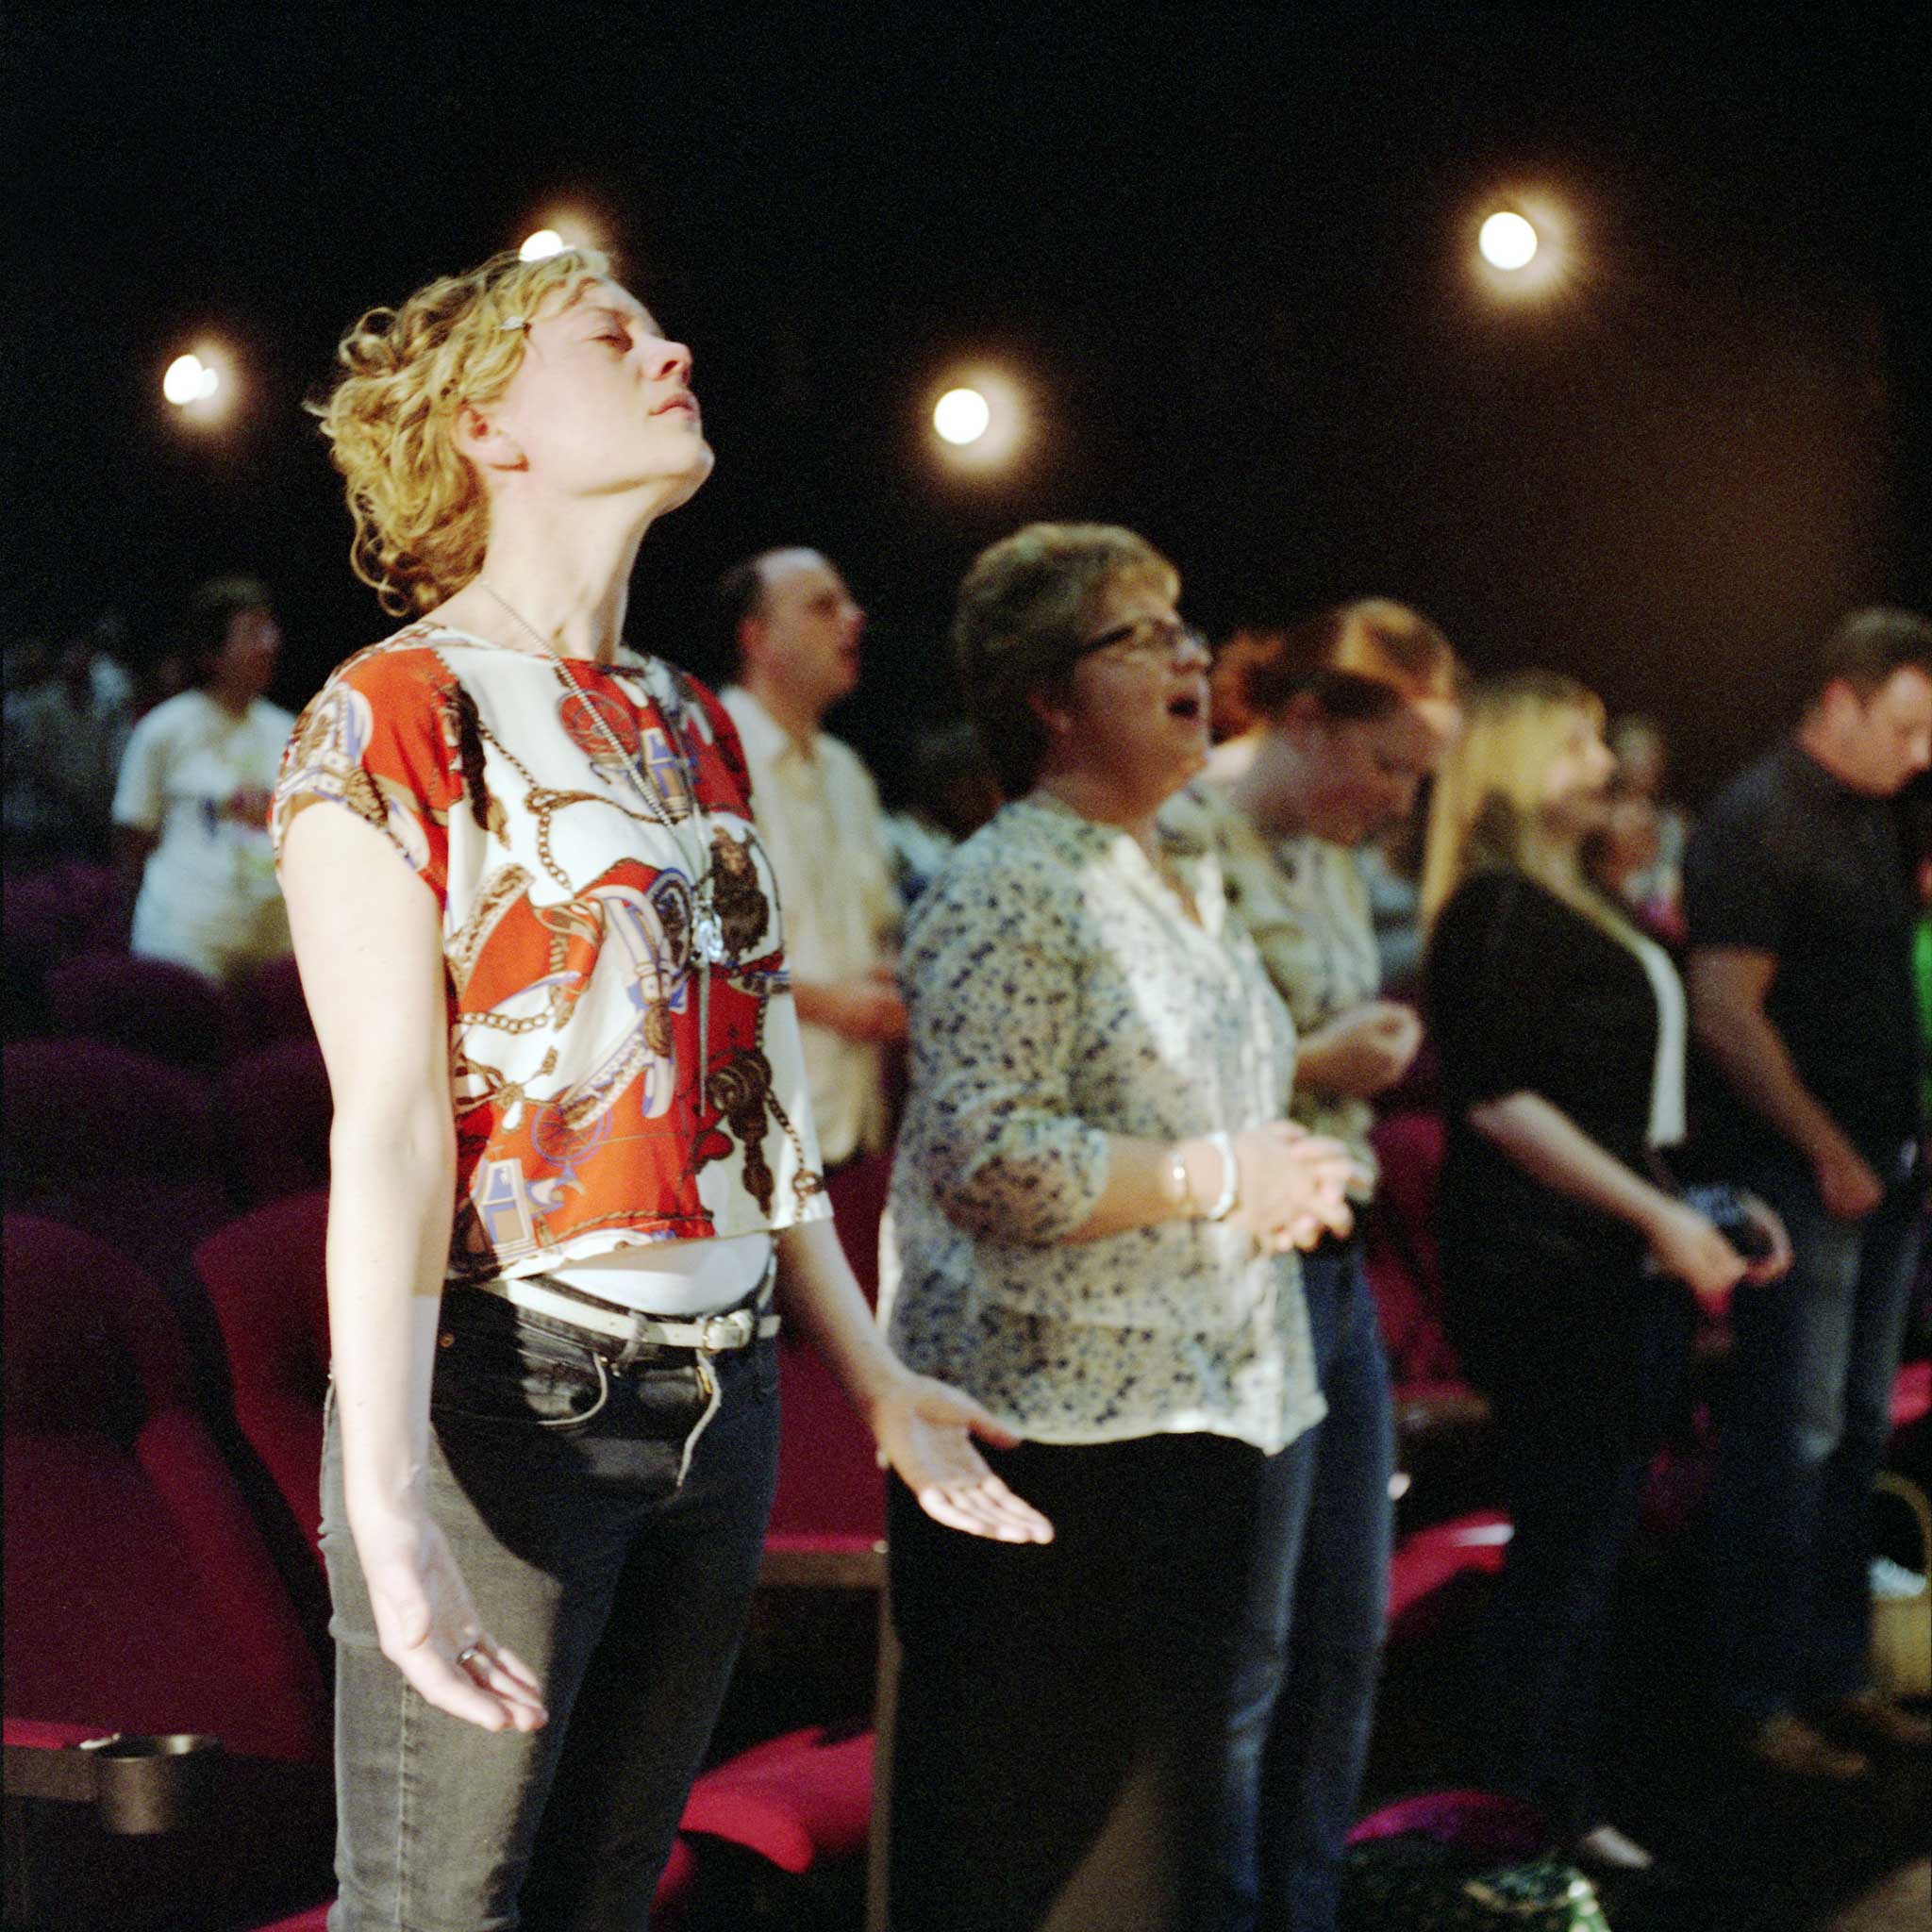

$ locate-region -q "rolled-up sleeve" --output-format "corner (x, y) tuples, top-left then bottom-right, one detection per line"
(903, 862), (1112, 1244)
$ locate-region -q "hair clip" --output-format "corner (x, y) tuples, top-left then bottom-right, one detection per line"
(498, 316), (530, 333)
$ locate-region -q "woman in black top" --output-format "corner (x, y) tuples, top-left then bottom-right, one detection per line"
(1421, 672), (1787, 1878)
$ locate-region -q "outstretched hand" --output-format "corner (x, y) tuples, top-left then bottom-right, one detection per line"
(869, 1374), (1055, 1544)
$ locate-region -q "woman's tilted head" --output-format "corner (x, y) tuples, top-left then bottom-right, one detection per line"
(1233, 600), (1464, 846)
(312, 247), (708, 615)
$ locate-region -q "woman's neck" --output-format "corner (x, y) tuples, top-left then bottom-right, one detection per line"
(456, 493), (657, 664)
(1032, 765), (1163, 859)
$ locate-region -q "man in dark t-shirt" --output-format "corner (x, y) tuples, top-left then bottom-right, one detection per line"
(1686, 608), (1932, 1779)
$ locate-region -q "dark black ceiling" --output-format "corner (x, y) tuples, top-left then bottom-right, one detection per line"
(10, 2), (1930, 799)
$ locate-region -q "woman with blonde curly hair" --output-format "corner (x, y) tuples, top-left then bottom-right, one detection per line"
(275, 247), (1048, 1930)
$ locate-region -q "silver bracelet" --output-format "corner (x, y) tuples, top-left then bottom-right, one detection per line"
(1169, 1144), (1200, 1217)
(1204, 1130), (1239, 1221)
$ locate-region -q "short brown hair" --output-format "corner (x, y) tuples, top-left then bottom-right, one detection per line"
(953, 523), (1178, 796)
(1815, 607), (1932, 705)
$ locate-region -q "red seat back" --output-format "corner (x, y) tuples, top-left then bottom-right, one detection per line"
(2, 1215), (329, 1762)
(215, 1037), (333, 1208)
(3, 1040), (230, 1285)
(1364, 1109), (1461, 1387)
(43, 949), (235, 1070)
(192, 1192), (331, 1567)
(227, 954), (314, 1056)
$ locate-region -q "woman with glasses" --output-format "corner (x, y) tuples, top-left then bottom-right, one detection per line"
(882, 523), (1360, 1932)
(272, 247), (1047, 1931)
(1164, 600), (1462, 1930)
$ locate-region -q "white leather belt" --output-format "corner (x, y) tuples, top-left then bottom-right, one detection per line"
(466, 1274), (780, 1353)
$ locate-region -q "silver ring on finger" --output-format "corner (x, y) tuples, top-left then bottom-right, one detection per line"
(455, 1642), (484, 1671)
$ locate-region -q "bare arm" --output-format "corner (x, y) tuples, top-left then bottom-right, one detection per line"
(280, 802), (545, 1733)
(773, 1218), (1052, 1542)
(1469, 1090), (1744, 1307)
(791, 974), (908, 1044)
(1687, 947), (1881, 1216)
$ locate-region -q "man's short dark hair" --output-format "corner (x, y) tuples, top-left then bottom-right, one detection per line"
(186, 575), (272, 683)
(1816, 607), (1932, 705)
(711, 556), (773, 682)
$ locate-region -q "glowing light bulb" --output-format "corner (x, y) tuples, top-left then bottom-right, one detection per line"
(163, 354), (207, 407)
(1479, 211), (1539, 271)
(520, 228), (567, 262)
(934, 388), (992, 445)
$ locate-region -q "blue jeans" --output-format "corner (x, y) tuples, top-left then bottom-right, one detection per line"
(1256, 1239), (1394, 1932)
(888, 1425), (1321, 1932)
(1706, 1158), (1924, 1719)
(322, 1288), (780, 1932)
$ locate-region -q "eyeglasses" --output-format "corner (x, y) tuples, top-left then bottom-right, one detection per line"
(1072, 619), (1209, 667)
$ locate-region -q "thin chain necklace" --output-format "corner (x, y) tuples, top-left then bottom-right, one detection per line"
(473, 578), (728, 967)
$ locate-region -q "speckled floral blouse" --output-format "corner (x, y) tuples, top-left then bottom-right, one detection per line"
(883, 794), (1325, 1454)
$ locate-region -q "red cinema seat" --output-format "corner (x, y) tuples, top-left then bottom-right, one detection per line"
(1385, 1510), (1513, 1652)
(2, 1215), (330, 1763)
(192, 1191), (331, 1569)
(43, 949), (235, 1071)
(762, 1329), (886, 1588)
(215, 1037), (333, 1208)
(227, 953), (314, 1056)
(680, 1725), (875, 1876)
(3, 1039), (231, 1316)
(1363, 1109), (1460, 1388)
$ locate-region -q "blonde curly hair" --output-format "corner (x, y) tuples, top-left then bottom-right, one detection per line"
(310, 247), (612, 615)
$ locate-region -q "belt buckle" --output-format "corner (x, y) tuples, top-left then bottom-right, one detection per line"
(699, 1308), (753, 1352)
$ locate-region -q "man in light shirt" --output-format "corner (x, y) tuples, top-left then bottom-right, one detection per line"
(718, 549), (904, 1175)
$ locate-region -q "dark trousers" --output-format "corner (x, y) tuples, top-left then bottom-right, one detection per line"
(322, 1291), (779, 1932)
(1257, 1240), (1394, 1932)
(1460, 1268), (1690, 1837)
(887, 1426), (1320, 1932)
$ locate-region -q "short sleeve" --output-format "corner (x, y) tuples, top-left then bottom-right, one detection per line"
(1425, 871), (1566, 1109)
(110, 708), (168, 832)
(270, 645), (461, 911)
(1683, 798), (1786, 957)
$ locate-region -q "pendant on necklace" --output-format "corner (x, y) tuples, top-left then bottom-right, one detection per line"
(693, 909), (727, 966)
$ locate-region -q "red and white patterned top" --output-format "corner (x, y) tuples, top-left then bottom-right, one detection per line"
(271, 623), (829, 1286)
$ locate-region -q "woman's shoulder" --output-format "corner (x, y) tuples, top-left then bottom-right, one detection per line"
(906, 802), (1085, 941)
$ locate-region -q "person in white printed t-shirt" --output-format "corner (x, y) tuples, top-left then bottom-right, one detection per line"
(718, 548), (904, 1175)
(112, 576), (295, 983)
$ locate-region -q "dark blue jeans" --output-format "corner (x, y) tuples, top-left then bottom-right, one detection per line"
(888, 1425), (1321, 1932)
(322, 1289), (780, 1932)
(1706, 1158), (1924, 1720)
(1257, 1238), (1394, 1932)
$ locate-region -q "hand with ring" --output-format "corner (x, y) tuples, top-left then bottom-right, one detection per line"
(350, 1501), (548, 1733)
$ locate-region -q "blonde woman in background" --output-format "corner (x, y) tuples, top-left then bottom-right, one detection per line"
(1420, 672), (1787, 1884)
(275, 246), (1046, 1931)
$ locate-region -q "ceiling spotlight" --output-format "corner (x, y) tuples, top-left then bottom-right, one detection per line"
(519, 228), (568, 262)
(1478, 210), (1540, 271)
(927, 368), (1029, 474)
(933, 388), (992, 446)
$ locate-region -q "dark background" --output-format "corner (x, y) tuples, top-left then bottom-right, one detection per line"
(8, 1), (1929, 804)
